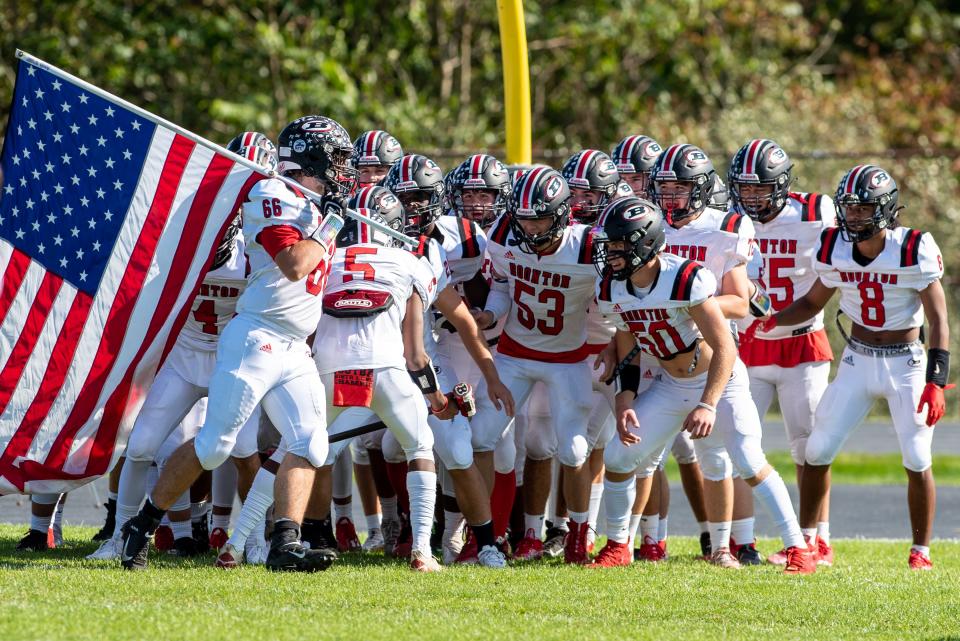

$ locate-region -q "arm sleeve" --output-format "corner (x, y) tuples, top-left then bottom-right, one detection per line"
(723, 216), (755, 274)
(256, 225), (303, 259)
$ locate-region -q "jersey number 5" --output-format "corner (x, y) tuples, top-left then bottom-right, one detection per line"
(765, 257), (795, 309)
(513, 281), (564, 336)
(858, 281), (885, 327)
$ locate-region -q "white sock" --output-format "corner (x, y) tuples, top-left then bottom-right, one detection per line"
(628, 514), (643, 547)
(602, 478), (635, 544)
(169, 489), (190, 513)
(191, 501), (210, 524)
(211, 513), (231, 531)
(381, 496), (398, 521)
(639, 514), (659, 545)
(817, 521), (830, 545)
(698, 520), (709, 534)
(160, 514), (170, 527)
(53, 500), (65, 529)
(524, 513), (545, 538)
(801, 527), (817, 542)
(708, 521), (731, 551)
(587, 482), (604, 531)
(752, 470), (804, 549)
(115, 458), (152, 538)
(568, 509), (588, 525)
(406, 470), (437, 555)
(227, 467), (275, 550)
(911, 544), (930, 557)
(170, 519), (191, 540)
(657, 515), (668, 542)
(731, 517), (755, 545)
(333, 501), (352, 522)
(108, 491), (118, 502)
(443, 510), (464, 542)
(30, 513), (52, 532)
(365, 513), (382, 532)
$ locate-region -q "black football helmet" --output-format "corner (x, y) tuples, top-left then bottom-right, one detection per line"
(561, 150), (621, 224)
(447, 154), (512, 228)
(649, 143), (717, 226)
(352, 130), (403, 168)
(508, 166), (571, 254)
(611, 135), (662, 175)
(277, 116), (357, 196)
(728, 139), (794, 222)
(382, 154), (446, 236)
(834, 165), (902, 242)
(227, 131), (279, 173)
(593, 196), (667, 280)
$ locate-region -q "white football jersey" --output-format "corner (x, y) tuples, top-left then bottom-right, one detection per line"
(663, 206), (754, 289)
(486, 216), (598, 362)
(586, 300), (615, 346)
(815, 226), (943, 331)
(431, 215), (487, 286)
(177, 236), (247, 352)
(596, 253), (717, 360)
(733, 192), (836, 338)
(237, 177), (334, 340)
(314, 244), (438, 374)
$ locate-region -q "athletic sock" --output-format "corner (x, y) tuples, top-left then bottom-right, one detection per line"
(587, 482), (604, 533)
(115, 458), (151, 538)
(473, 520), (495, 550)
(657, 515), (668, 542)
(108, 491), (119, 502)
(639, 514), (659, 545)
(731, 517), (755, 545)
(568, 509), (588, 525)
(698, 520), (709, 534)
(365, 513), (382, 533)
(817, 521), (831, 545)
(170, 519), (192, 540)
(752, 470), (804, 549)
(628, 513), (643, 547)
(30, 513), (52, 532)
(226, 467), (275, 550)
(708, 521), (732, 551)
(333, 501), (353, 522)
(381, 496), (398, 522)
(442, 510), (464, 544)
(491, 471), (516, 539)
(602, 478), (635, 544)
(524, 513), (545, 538)
(911, 544), (930, 558)
(211, 513), (231, 531)
(406, 470), (437, 555)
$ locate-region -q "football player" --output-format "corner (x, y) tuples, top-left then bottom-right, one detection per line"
(352, 130), (403, 187)
(747, 165), (949, 570)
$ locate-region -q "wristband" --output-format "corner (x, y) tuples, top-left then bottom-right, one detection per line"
(926, 348), (950, 387)
(696, 402), (717, 413)
(430, 396), (450, 416)
(617, 364), (641, 397)
(408, 360), (440, 394)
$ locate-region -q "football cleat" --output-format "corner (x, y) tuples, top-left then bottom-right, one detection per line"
(816, 536), (834, 566)
(732, 538), (762, 566)
(209, 527), (229, 551)
(410, 549), (443, 573)
(589, 540), (633, 568)
(266, 540), (337, 573)
(120, 513), (159, 571)
(908, 549), (932, 571)
(783, 545), (816, 575)
(636, 536), (667, 562)
(658, 539), (669, 559)
(543, 524), (568, 558)
(513, 530), (545, 562)
(699, 531), (712, 559)
(245, 537), (269, 566)
(92, 501), (117, 542)
(16, 529), (51, 552)
(153, 525), (174, 552)
(477, 544), (508, 568)
(441, 525), (465, 565)
(86, 534), (122, 560)
(563, 520), (590, 565)
(391, 517), (413, 559)
(708, 547), (741, 569)
(215, 544), (242, 569)
(192, 518), (211, 554)
(362, 528), (384, 553)
(335, 517), (362, 552)
(169, 536), (201, 557)
(454, 529), (478, 565)
(381, 517), (402, 556)
(302, 518), (338, 556)
(51, 523), (64, 548)
(766, 547), (788, 566)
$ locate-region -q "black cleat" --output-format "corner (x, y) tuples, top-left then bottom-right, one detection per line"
(170, 536), (202, 557)
(266, 540), (337, 573)
(736, 541), (762, 566)
(16, 529), (50, 552)
(192, 518), (210, 554)
(92, 500), (117, 542)
(543, 525), (568, 558)
(301, 517), (339, 558)
(699, 531), (712, 559)
(120, 513), (159, 570)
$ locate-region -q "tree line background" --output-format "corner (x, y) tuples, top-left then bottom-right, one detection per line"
(1, 0), (958, 401)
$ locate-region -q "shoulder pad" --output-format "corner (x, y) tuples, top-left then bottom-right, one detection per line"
(597, 272), (615, 302)
(245, 178), (314, 225)
(900, 228), (924, 267)
(670, 260), (705, 301)
(456, 216), (484, 259)
(816, 227), (841, 265)
(577, 225), (596, 265)
(488, 214), (512, 246)
(720, 211), (745, 234)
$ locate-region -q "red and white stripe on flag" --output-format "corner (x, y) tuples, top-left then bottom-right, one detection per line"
(0, 53), (264, 495)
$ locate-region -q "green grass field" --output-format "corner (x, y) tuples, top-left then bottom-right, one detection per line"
(2, 526), (959, 641)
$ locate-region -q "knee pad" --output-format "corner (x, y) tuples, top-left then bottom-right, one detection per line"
(434, 421), (474, 471)
(195, 432), (237, 472)
(524, 416), (557, 461)
(696, 446), (733, 482)
(901, 448), (932, 473)
(350, 439), (371, 466)
(603, 440), (639, 475)
(671, 433), (697, 465)
(558, 434), (589, 468)
(381, 431), (406, 464)
(493, 431), (517, 475)
(729, 436), (768, 480)
(804, 430), (838, 467)
(323, 438), (351, 467)
(788, 436), (808, 467)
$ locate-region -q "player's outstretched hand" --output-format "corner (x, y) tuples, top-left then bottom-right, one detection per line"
(742, 315), (777, 345)
(683, 406), (715, 439)
(615, 395), (641, 445)
(917, 382), (955, 427)
(594, 340), (617, 384)
(487, 378), (516, 418)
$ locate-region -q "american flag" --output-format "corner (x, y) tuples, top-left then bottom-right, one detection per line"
(0, 53), (263, 495)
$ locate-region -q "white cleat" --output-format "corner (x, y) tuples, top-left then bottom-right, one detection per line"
(52, 524), (64, 548)
(216, 544), (243, 569)
(477, 544), (507, 569)
(382, 518), (401, 556)
(410, 549), (443, 573)
(86, 534), (121, 560)
(362, 528), (384, 553)
(244, 538), (269, 565)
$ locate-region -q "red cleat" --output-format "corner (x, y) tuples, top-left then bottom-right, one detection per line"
(816, 536), (834, 567)
(908, 549), (932, 571)
(636, 536), (667, 562)
(153, 525), (174, 552)
(588, 540), (632, 568)
(513, 530), (544, 561)
(657, 539), (668, 559)
(563, 520), (590, 565)
(454, 529), (478, 565)
(335, 517), (362, 552)
(783, 545), (816, 575)
(209, 527), (229, 550)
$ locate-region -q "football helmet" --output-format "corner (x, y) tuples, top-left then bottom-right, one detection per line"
(508, 166), (571, 254)
(382, 154), (446, 236)
(561, 150), (620, 224)
(277, 116), (357, 196)
(227, 131), (278, 173)
(834, 164), (902, 242)
(592, 196), (667, 280)
(447, 154), (512, 228)
(611, 135), (662, 194)
(649, 143), (717, 226)
(728, 139), (794, 222)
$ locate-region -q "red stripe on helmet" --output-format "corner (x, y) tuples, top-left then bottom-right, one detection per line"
(242, 132), (253, 148)
(844, 165), (868, 195)
(620, 135), (640, 165)
(661, 144), (682, 173)
(521, 166), (547, 209)
(745, 139), (764, 175)
(401, 155), (414, 183)
(358, 185), (374, 209)
(471, 154), (483, 179)
(575, 150), (597, 181)
(366, 131), (380, 157)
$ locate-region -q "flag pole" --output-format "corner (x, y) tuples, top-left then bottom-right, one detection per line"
(14, 50), (417, 247)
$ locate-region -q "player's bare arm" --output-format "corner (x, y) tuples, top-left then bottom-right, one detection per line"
(918, 278), (951, 426)
(612, 328), (642, 445)
(274, 239), (331, 282)
(403, 291), (458, 420)
(433, 284), (515, 417)
(715, 263), (751, 320)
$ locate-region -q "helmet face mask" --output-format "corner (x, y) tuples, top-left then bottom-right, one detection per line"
(508, 168), (571, 254)
(455, 188), (502, 229)
(592, 196), (666, 280)
(447, 154), (511, 229)
(649, 144), (716, 227)
(728, 139), (793, 222)
(352, 130), (403, 187)
(383, 155), (446, 237)
(561, 150), (620, 225)
(834, 165), (901, 243)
